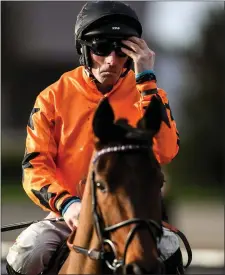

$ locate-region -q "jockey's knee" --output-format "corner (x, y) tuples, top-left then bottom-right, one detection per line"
(6, 220), (70, 275)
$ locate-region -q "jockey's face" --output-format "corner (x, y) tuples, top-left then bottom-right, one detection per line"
(90, 49), (128, 91)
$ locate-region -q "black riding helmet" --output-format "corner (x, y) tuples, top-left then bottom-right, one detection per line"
(74, 1), (142, 76)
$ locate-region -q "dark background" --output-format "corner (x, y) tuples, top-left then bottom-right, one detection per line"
(1, 1), (224, 201)
(1, 2), (224, 271)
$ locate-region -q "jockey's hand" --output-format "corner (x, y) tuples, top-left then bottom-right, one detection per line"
(121, 36), (155, 74)
(63, 201), (81, 231)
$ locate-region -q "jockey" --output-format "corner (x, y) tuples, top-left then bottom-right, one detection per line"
(6, 1), (182, 274)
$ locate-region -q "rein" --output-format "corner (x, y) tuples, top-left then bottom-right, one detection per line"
(67, 144), (163, 272)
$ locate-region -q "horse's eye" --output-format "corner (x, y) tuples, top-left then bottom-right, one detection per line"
(96, 182), (107, 192)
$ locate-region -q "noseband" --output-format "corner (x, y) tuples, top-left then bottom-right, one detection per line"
(70, 144), (163, 273)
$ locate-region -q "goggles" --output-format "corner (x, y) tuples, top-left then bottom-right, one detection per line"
(78, 38), (131, 57)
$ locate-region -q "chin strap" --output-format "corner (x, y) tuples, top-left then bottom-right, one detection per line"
(84, 66), (101, 84)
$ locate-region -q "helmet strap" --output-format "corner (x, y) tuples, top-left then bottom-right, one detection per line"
(80, 45), (92, 68)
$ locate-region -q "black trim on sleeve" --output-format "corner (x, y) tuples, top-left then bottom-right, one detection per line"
(59, 196), (81, 216)
(31, 184), (56, 210)
(54, 191), (71, 210)
(22, 151), (40, 169)
(136, 73), (157, 84)
(28, 108), (40, 130)
(165, 102), (175, 121)
(22, 151), (40, 182)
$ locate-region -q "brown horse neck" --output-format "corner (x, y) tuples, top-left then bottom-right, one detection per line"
(59, 171), (102, 274)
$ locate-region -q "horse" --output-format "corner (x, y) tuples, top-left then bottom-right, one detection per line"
(59, 95), (166, 274)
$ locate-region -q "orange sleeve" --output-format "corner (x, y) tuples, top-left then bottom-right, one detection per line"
(136, 81), (180, 165)
(22, 91), (73, 213)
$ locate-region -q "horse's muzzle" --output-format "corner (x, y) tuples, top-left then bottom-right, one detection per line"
(124, 262), (143, 274)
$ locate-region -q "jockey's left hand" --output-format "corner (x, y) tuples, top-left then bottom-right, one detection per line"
(121, 36), (155, 74)
(63, 201), (81, 231)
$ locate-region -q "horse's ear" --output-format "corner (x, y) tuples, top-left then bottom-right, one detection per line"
(137, 95), (162, 134)
(92, 97), (115, 142)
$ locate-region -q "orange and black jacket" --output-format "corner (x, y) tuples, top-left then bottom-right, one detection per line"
(22, 66), (180, 214)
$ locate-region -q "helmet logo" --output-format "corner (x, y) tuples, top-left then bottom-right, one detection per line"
(112, 27), (120, 30)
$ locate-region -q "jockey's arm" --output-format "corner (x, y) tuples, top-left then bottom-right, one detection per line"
(136, 79), (180, 165)
(22, 91), (79, 215)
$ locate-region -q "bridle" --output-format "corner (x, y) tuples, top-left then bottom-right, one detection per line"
(69, 144), (164, 273)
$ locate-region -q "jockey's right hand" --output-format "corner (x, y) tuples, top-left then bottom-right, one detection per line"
(63, 201), (81, 230)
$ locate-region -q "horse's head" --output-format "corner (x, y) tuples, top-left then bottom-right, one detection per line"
(91, 96), (165, 274)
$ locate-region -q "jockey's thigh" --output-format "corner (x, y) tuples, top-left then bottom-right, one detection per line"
(6, 213), (71, 275)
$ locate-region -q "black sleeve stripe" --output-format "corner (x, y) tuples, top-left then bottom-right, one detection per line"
(22, 151), (40, 183)
(165, 102), (175, 121)
(31, 184), (56, 210)
(155, 95), (171, 128)
(54, 191), (71, 209)
(28, 108), (40, 130)
(144, 94), (171, 128)
(177, 139), (180, 146)
(141, 88), (158, 97)
(22, 152), (40, 169)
